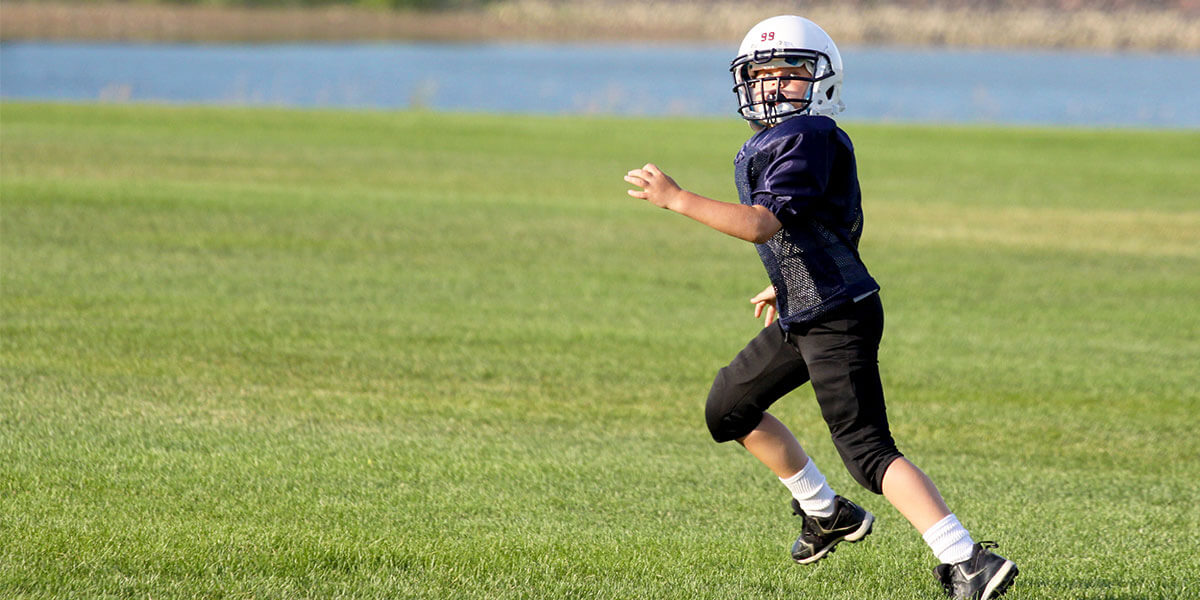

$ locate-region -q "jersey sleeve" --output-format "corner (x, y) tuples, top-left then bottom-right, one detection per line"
(751, 127), (837, 225)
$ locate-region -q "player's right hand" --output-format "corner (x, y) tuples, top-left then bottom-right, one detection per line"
(624, 163), (682, 210)
(751, 284), (778, 327)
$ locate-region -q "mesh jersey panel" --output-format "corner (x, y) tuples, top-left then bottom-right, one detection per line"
(735, 116), (878, 328)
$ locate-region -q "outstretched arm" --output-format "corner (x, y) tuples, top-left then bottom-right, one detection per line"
(624, 163), (782, 244)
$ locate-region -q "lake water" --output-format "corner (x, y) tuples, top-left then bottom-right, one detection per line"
(2, 42), (1199, 128)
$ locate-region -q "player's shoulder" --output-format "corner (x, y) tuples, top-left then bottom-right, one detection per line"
(738, 116), (851, 165)
(774, 115), (840, 137)
(752, 116), (843, 155)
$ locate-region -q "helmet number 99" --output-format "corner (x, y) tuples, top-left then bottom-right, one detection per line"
(761, 32), (775, 41)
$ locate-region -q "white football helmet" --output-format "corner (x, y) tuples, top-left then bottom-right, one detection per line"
(731, 16), (845, 126)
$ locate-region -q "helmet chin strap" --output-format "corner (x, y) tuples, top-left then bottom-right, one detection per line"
(761, 80), (818, 124)
(760, 99), (801, 127)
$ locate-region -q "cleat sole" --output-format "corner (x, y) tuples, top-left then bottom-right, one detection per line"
(982, 562), (1018, 599)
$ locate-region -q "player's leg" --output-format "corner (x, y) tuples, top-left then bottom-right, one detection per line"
(798, 296), (958, 530)
(705, 324), (826, 495)
(706, 324), (872, 564)
(882, 454), (1018, 598)
(880, 456), (950, 533)
(744, 416), (877, 565)
(736, 411), (809, 478)
(794, 295), (903, 495)
(799, 294), (1017, 598)
(705, 323), (810, 448)
(736, 412), (841, 522)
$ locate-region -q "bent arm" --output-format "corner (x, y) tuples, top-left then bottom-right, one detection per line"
(624, 163), (782, 243)
(668, 190), (782, 244)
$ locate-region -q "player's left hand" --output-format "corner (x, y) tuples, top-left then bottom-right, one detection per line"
(751, 284), (778, 327)
(624, 163), (682, 210)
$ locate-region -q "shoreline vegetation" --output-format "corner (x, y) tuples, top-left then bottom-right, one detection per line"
(2, 1), (1198, 51)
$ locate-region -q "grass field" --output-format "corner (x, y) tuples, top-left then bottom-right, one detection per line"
(2, 102), (1198, 599)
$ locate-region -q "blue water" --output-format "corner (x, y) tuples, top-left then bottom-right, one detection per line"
(2, 42), (1198, 128)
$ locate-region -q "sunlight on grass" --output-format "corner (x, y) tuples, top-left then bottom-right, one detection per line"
(2, 103), (1198, 599)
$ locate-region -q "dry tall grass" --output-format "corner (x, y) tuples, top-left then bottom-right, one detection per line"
(2, 1), (1198, 51)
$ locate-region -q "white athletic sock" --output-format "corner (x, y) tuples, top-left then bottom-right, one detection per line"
(922, 514), (976, 565)
(779, 459), (837, 518)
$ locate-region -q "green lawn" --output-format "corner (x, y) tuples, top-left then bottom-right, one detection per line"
(2, 102), (1197, 599)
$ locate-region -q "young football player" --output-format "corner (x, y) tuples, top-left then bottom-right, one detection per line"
(622, 15), (1018, 600)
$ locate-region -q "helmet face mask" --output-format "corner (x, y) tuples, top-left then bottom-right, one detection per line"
(733, 50), (834, 127)
(730, 16), (845, 127)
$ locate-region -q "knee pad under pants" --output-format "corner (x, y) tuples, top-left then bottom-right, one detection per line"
(705, 297), (903, 494)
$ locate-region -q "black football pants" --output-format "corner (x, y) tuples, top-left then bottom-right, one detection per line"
(705, 293), (903, 494)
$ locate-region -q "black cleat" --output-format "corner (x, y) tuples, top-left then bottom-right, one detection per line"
(933, 541), (1019, 600)
(790, 495), (875, 564)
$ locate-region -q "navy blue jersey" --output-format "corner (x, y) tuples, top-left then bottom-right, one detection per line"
(735, 115), (879, 329)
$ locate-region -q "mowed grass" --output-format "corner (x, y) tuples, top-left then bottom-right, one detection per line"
(1, 102), (1197, 599)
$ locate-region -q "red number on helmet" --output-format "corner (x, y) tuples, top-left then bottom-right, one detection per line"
(761, 32), (775, 41)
